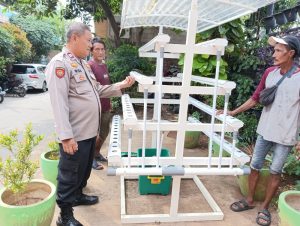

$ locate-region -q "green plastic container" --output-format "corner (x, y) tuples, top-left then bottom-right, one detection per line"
(184, 131), (200, 149)
(41, 151), (59, 186)
(137, 148), (172, 195)
(236, 168), (270, 201)
(0, 179), (56, 226)
(278, 190), (300, 226)
(212, 142), (231, 157)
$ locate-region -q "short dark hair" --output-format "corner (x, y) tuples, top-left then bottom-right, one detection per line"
(91, 37), (106, 51)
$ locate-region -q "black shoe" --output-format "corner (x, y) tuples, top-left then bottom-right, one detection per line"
(56, 216), (83, 226)
(95, 153), (107, 162)
(56, 208), (83, 226)
(72, 194), (99, 207)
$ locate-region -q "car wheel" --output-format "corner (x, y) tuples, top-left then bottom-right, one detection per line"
(42, 81), (47, 92)
(0, 95), (4, 103)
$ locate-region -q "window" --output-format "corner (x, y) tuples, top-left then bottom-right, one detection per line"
(11, 65), (37, 74)
(37, 66), (46, 73)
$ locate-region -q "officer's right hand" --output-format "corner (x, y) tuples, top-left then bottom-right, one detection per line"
(61, 138), (78, 155)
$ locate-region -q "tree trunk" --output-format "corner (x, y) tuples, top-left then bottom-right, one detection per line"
(98, 0), (121, 47)
(136, 27), (144, 46)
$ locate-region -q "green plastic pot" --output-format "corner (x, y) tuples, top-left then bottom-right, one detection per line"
(212, 142), (231, 157)
(278, 190), (300, 226)
(41, 151), (59, 186)
(236, 168), (270, 201)
(184, 131), (200, 149)
(0, 179), (56, 226)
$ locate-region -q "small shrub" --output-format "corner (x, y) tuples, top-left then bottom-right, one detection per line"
(47, 140), (59, 160)
(0, 57), (13, 80)
(283, 149), (300, 176)
(0, 123), (44, 194)
(111, 97), (122, 112)
(236, 112), (258, 146)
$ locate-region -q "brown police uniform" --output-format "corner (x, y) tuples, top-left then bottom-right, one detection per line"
(46, 47), (122, 209)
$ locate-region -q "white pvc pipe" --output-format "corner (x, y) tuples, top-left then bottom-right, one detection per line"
(110, 167), (249, 176)
(142, 89), (148, 168)
(208, 50), (221, 168)
(156, 46), (164, 167)
(128, 129), (132, 168)
(230, 131), (238, 168)
(218, 93), (229, 168)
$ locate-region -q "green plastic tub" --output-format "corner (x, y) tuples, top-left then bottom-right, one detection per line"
(278, 190), (300, 226)
(137, 148), (172, 195)
(0, 179), (56, 226)
(41, 151), (59, 186)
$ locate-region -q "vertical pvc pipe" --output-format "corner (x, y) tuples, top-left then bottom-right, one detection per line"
(208, 50), (221, 168)
(156, 46), (164, 168)
(218, 93), (229, 168)
(159, 26), (163, 34)
(230, 131), (238, 168)
(128, 129), (132, 168)
(142, 89), (148, 168)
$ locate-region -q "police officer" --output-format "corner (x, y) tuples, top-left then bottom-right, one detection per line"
(46, 22), (135, 226)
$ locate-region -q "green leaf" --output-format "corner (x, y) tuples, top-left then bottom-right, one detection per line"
(226, 44), (235, 53)
(201, 54), (210, 59)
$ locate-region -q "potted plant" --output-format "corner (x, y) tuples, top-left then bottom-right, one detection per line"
(40, 137), (59, 186)
(184, 111), (201, 149)
(0, 123), (56, 226)
(236, 138), (271, 201)
(278, 190), (300, 226)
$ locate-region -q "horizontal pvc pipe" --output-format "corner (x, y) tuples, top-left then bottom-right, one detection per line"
(107, 166), (250, 176)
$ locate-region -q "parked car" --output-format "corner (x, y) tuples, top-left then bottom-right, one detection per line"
(10, 64), (47, 92)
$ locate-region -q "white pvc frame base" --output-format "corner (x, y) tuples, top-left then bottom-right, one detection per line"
(120, 175), (223, 224)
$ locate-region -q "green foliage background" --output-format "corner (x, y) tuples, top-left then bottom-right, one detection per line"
(10, 15), (59, 61)
(1, 23), (32, 63)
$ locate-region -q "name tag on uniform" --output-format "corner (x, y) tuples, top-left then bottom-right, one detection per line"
(74, 74), (87, 82)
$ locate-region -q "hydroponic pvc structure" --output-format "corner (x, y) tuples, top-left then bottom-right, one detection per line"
(107, 0), (278, 224)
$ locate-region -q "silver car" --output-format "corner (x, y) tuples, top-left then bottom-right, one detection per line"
(10, 64), (47, 92)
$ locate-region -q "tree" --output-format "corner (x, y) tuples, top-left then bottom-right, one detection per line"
(1, 23), (32, 63)
(0, 27), (14, 79)
(10, 15), (59, 61)
(2, 0), (122, 47)
(0, 26), (14, 58)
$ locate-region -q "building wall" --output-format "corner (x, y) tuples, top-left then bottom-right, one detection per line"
(94, 20), (109, 38)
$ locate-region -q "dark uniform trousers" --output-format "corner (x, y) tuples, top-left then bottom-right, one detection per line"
(57, 137), (96, 208)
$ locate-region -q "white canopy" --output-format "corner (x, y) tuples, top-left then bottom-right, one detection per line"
(121, 0), (277, 32)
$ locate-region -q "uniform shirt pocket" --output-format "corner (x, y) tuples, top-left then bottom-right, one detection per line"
(73, 73), (91, 94)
